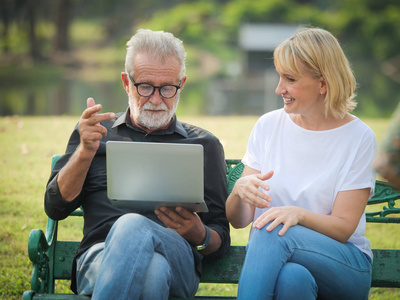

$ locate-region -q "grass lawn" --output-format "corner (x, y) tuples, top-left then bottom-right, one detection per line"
(0, 115), (399, 299)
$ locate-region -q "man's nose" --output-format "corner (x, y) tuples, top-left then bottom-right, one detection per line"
(148, 88), (163, 105)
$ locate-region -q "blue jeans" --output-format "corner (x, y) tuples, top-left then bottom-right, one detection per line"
(76, 213), (200, 300)
(237, 224), (372, 300)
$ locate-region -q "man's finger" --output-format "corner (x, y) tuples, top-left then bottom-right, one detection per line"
(87, 97), (96, 108)
(160, 207), (184, 222)
(155, 209), (181, 229)
(175, 207), (196, 220)
(82, 103), (102, 119)
(85, 112), (116, 125)
(83, 98), (115, 122)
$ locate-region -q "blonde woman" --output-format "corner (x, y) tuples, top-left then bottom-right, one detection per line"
(226, 27), (376, 300)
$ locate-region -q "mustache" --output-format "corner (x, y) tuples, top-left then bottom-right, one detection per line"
(142, 102), (168, 111)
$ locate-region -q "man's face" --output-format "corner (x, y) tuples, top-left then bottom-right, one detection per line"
(123, 53), (186, 132)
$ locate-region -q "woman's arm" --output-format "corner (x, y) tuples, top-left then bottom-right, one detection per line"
(253, 188), (370, 243)
(226, 165), (274, 229)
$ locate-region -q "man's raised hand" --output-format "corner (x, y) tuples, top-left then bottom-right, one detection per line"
(78, 98), (115, 153)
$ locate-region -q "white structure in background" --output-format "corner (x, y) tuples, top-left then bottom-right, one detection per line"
(208, 24), (298, 115)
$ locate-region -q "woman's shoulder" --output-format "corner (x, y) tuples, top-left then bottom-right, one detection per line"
(256, 108), (286, 124)
(339, 116), (377, 149)
(349, 116), (376, 136)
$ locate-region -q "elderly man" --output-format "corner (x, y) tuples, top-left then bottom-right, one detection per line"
(44, 29), (230, 299)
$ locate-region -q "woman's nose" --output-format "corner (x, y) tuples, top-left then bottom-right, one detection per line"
(275, 80), (285, 95)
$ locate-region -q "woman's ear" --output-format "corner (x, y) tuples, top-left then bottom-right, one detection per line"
(319, 78), (327, 95)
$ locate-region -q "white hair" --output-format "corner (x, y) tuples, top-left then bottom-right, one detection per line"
(125, 29), (187, 78)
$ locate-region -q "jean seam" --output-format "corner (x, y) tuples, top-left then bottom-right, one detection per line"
(121, 227), (152, 299)
(291, 247), (372, 273)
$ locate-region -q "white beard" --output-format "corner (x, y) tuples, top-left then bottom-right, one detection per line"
(128, 90), (179, 131)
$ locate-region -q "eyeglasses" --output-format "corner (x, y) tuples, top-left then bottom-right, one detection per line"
(128, 75), (181, 99)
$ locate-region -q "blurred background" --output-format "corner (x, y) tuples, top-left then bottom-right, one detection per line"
(1, 2), (400, 298)
(0, 0), (399, 117)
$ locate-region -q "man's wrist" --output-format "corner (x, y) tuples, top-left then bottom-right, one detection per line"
(196, 225), (210, 251)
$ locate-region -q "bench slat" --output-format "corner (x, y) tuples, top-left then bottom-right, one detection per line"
(371, 249), (400, 287)
(50, 242), (400, 288)
(201, 246), (245, 283)
(29, 294), (89, 300)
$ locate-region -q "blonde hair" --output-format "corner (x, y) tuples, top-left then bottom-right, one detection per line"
(274, 27), (357, 119)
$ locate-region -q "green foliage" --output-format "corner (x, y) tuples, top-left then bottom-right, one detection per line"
(138, 1), (222, 46)
(222, 0), (292, 28)
(1, 0), (400, 117)
(70, 19), (106, 46)
(133, 0), (400, 117)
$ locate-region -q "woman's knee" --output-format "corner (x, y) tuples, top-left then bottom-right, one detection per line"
(275, 263), (317, 300)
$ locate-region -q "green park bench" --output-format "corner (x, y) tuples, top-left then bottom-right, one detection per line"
(23, 156), (400, 300)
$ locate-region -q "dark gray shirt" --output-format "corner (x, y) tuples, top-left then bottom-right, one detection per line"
(44, 108), (230, 292)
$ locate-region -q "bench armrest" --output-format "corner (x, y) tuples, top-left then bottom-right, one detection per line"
(28, 229), (50, 262)
(27, 218), (58, 294)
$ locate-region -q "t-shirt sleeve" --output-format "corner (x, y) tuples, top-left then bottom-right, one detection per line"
(339, 129), (377, 198)
(242, 118), (264, 171)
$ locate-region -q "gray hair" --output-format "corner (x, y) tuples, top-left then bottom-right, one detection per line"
(125, 29), (187, 78)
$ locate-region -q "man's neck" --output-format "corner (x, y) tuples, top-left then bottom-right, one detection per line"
(130, 117), (173, 134)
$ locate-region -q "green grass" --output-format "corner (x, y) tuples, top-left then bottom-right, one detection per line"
(0, 115), (399, 299)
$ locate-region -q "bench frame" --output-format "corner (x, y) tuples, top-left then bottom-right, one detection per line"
(23, 157), (400, 300)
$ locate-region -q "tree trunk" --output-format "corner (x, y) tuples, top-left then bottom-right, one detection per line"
(54, 0), (72, 52)
(27, 0), (41, 60)
(0, 0), (10, 54)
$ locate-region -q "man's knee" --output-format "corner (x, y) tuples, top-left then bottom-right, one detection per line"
(142, 253), (171, 297)
(115, 213), (149, 228)
(104, 213), (155, 250)
(275, 262), (317, 300)
(110, 213), (150, 236)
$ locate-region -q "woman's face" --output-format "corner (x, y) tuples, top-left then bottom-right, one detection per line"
(275, 67), (326, 118)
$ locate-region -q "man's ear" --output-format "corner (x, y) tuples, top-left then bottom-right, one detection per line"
(121, 72), (130, 94)
(180, 76), (187, 90)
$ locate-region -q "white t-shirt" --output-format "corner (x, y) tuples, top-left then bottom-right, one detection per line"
(243, 109), (377, 259)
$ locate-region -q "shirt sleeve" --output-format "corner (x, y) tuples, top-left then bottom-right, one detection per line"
(340, 128), (377, 197)
(242, 115), (267, 171)
(44, 123), (83, 220)
(200, 135), (230, 259)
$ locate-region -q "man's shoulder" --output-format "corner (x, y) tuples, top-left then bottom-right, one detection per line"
(179, 121), (219, 141)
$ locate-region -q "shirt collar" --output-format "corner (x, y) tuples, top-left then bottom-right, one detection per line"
(112, 107), (188, 138)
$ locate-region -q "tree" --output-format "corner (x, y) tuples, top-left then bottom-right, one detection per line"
(54, 0), (73, 52)
(0, 0), (12, 54)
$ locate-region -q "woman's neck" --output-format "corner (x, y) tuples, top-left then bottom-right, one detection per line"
(290, 112), (355, 131)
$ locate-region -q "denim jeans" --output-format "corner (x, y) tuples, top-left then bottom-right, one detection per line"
(76, 213), (200, 300)
(237, 224), (372, 300)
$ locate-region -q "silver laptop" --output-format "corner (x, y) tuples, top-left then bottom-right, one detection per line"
(106, 141), (208, 212)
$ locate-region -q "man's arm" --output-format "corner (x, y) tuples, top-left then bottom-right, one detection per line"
(57, 98), (115, 202)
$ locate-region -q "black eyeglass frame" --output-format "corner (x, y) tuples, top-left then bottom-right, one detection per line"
(128, 74), (182, 99)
